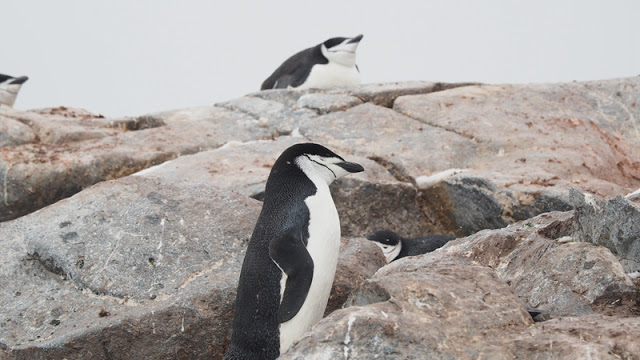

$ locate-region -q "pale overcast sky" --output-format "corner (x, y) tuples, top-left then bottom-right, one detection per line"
(3, 1), (639, 117)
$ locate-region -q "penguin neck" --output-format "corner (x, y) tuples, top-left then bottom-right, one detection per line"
(0, 94), (17, 107)
(388, 241), (402, 263)
(320, 45), (357, 68)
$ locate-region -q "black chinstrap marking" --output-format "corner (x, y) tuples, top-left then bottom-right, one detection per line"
(304, 155), (337, 179)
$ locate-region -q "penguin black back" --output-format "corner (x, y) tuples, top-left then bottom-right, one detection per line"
(366, 229), (455, 263)
(225, 147), (316, 359)
(260, 43), (328, 90)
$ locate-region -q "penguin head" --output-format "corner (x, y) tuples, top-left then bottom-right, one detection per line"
(0, 74), (29, 108)
(366, 230), (402, 263)
(272, 143), (364, 187)
(320, 34), (363, 67)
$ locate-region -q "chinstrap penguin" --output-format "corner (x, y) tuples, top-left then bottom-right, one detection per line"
(224, 143), (364, 360)
(366, 229), (455, 263)
(0, 74), (28, 108)
(260, 34), (363, 90)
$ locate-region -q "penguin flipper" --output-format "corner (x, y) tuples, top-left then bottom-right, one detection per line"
(260, 48), (318, 90)
(269, 232), (314, 323)
(272, 75), (296, 89)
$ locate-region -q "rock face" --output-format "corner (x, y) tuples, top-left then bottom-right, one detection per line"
(283, 211), (639, 360)
(441, 211), (634, 316)
(284, 257), (535, 360)
(0, 176), (259, 359)
(1, 78), (640, 359)
(0, 106), (276, 222)
(0, 175), (385, 359)
(571, 188), (640, 273)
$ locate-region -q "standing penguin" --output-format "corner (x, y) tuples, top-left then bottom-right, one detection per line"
(366, 229), (455, 263)
(224, 143), (364, 360)
(260, 34), (363, 90)
(0, 74), (28, 108)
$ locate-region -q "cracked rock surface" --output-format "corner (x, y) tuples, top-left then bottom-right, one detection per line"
(1, 78), (640, 359)
(283, 212), (640, 360)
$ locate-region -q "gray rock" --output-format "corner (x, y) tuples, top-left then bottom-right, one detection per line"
(441, 211), (634, 316)
(2, 77), (640, 358)
(327, 237), (386, 316)
(215, 95), (317, 135)
(0, 106), (276, 222)
(419, 170), (573, 235)
(571, 188), (640, 273)
(299, 102), (479, 180)
(136, 136), (439, 238)
(2, 106), (118, 144)
(296, 93), (363, 114)
(4, 78), (640, 231)
(283, 223), (639, 359)
(0, 176), (262, 359)
(0, 114), (35, 147)
(134, 137), (303, 198)
(247, 88), (309, 108)
(393, 79), (640, 198)
(250, 81), (478, 108)
(503, 314), (640, 359)
(0, 169), (392, 359)
(282, 256), (534, 359)
(323, 81), (480, 108)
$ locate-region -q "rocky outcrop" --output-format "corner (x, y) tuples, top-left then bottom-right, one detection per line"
(571, 188), (640, 273)
(5, 79), (639, 229)
(0, 105), (277, 222)
(1, 77), (640, 359)
(442, 211), (635, 316)
(284, 211), (639, 360)
(0, 176), (257, 359)
(0, 175), (384, 359)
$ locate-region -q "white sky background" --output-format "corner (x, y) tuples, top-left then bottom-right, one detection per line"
(3, 1), (639, 117)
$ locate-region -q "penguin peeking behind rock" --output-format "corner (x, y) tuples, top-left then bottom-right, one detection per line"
(260, 34), (363, 90)
(366, 229), (456, 263)
(224, 143), (364, 360)
(0, 73), (28, 108)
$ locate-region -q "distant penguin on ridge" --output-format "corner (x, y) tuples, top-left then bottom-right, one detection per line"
(224, 143), (364, 360)
(366, 229), (455, 263)
(0, 74), (28, 108)
(260, 34), (363, 90)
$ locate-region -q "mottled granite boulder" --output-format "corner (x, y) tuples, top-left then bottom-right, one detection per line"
(441, 211), (634, 315)
(572, 188), (640, 273)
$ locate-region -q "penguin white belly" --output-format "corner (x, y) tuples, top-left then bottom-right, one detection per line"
(278, 183), (341, 353)
(0, 87), (19, 107)
(297, 63), (361, 89)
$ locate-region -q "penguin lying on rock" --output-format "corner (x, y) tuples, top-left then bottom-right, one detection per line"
(366, 229), (456, 263)
(261, 34), (363, 90)
(224, 143), (364, 360)
(0, 73), (28, 108)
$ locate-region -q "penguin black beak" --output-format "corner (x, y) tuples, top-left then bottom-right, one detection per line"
(347, 34), (364, 44)
(10, 76), (28, 85)
(337, 161), (364, 173)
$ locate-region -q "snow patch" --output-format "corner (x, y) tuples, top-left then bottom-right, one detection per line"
(415, 168), (467, 189)
(343, 315), (356, 359)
